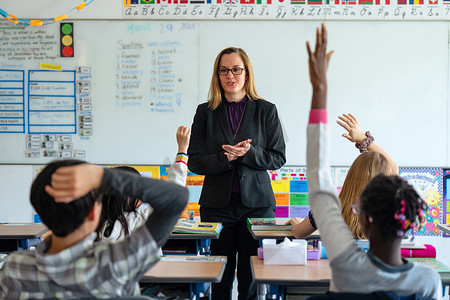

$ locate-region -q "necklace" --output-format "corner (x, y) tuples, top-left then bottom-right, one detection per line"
(232, 100), (247, 142)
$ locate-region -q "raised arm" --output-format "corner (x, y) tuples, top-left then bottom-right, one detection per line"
(167, 126), (190, 186)
(306, 24), (356, 261)
(337, 113), (398, 175)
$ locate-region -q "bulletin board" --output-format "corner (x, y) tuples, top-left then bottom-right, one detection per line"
(0, 19), (448, 167)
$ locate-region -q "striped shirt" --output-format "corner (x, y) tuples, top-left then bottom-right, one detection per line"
(0, 224), (159, 299)
(0, 167), (188, 299)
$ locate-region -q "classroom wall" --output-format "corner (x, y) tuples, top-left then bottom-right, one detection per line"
(2, 0), (450, 274)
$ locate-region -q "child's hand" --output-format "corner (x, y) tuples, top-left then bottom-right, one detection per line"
(44, 164), (104, 203)
(336, 113), (366, 144)
(306, 23), (333, 91)
(285, 217), (302, 225)
(176, 126), (191, 154)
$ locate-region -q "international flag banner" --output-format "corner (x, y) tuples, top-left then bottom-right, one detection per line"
(291, 0), (306, 4)
(397, 0), (407, 4)
(385, 0), (390, 4)
(257, 0), (272, 4)
(444, 0), (450, 4)
(409, 0), (423, 4)
(241, 0), (255, 3)
(156, 0), (170, 3)
(335, 0), (340, 4)
(130, 0), (139, 4)
(140, 0), (154, 3)
(359, 0), (373, 4)
(429, 0), (438, 4)
(341, 0), (357, 4)
(308, 0), (322, 5)
(190, 0), (205, 3)
(173, 0), (188, 3)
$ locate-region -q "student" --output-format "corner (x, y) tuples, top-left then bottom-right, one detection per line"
(304, 24), (441, 299)
(0, 160), (188, 298)
(287, 114), (398, 239)
(97, 125), (191, 241)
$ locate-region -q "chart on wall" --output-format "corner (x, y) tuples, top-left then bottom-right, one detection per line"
(160, 165), (204, 221)
(0, 19), (199, 164)
(400, 168), (443, 236)
(123, 0), (450, 20)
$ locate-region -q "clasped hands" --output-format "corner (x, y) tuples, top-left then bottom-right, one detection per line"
(222, 139), (252, 162)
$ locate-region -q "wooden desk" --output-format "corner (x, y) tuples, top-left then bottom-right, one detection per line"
(248, 229), (320, 241)
(142, 255), (227, 300)
(251, 256), (331, 300)
(251, 256), (450, 299)
(167, 233), (219, 255)
(169, 233), (220, 240)
(0, 223), (48, 239)
(0, 223), (49, 252)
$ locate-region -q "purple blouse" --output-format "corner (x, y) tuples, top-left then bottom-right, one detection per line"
(225, 96), (247, 193)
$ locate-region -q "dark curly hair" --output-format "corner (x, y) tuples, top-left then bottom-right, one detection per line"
(359, 174), (426, 238)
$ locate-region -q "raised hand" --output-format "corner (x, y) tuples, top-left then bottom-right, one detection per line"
(307, 24), (333, 90)
(337, 113), (366, 144)
(176, 125), (191, 154)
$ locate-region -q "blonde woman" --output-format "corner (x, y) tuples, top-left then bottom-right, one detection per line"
(287, 113), (398, 239)
(188, 47), (286, 300)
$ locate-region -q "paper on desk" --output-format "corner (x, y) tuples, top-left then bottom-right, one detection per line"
(161, 256), (227, 262)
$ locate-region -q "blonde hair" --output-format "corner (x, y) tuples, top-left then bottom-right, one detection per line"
(207, 47), (262, 110)
(339, 151), (392, 239)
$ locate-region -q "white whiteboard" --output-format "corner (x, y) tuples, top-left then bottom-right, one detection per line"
(0, 20), (199, 164)
(0, 20), (447, 166)
(198, 21), (448, 167)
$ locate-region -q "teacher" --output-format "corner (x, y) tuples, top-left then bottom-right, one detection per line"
(188, 47), (286, 300)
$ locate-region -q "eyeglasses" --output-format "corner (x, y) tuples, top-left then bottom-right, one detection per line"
(351, 202), (361, 215)
(218, 67), (244, 76)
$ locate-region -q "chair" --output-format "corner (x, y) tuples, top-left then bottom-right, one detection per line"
(307, 291), (434, 300)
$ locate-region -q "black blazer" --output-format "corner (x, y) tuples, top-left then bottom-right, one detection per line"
(188, 99), (286, 208)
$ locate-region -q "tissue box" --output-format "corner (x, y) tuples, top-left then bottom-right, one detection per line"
(263, 238), (307, 265)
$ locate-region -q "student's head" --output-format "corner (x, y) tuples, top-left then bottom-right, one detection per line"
(31, 160), (101, 237)
(115, 166), (141, 212)
(358, 174), (426, 240)
(339, 151), (394, 239)
(96, 166), (141, 240)
(208, 47), (260, 109)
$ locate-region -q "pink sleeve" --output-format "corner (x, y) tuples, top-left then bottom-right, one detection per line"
(309, 109), (328, 124)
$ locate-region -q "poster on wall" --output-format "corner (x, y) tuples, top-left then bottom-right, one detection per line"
(441, 169), (450, 237)
(270, 167), (309, 218)
(400, 168), (443, 237)
(160, 166), (203, 221)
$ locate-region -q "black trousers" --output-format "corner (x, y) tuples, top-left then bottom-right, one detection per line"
(201, 192), (275, 300)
